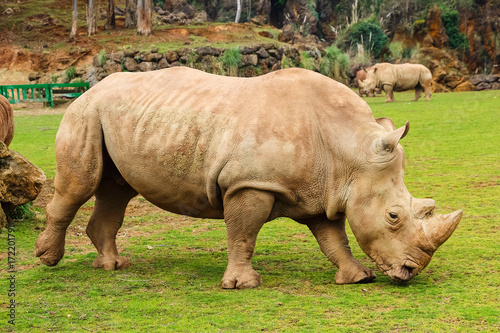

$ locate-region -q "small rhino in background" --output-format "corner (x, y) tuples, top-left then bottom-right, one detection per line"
(359, 63), (433, 102)
(355, 67), (381, 97)
(35, 67), (462, 289)
(0, 94), (14, 146)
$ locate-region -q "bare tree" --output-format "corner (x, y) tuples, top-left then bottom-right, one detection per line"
(86, 0), (97, 36)
(106, 0), (116, 30)
(137, 0), (152, 36)
(125, 0), (137, 28)
(69, 0), (78, 41)
(235, 0), (241, 23)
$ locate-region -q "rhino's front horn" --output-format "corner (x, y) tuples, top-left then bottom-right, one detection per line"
(423, 210), (463, 250)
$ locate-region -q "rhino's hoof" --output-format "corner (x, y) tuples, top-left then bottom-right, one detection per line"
(335, 266), (377, 285)
(92, 254), (131, 270)
(35, 231), (65, 266)
(221, 269), (263, 289)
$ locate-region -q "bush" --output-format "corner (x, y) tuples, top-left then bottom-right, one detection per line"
(8, 202), (35, 220)
(64, 66), (76, 82)
(441, 10), (469, 51)
(344, 20), (388, 59)
(299, 51), (316, 71)
(320, 46), (350, 83)
(219, 48), (241, 76)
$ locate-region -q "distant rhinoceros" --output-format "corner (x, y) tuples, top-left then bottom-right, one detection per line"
(0, 95), (14, 146)
(360, 63), (433, 102)
(35, 67), (461, 289)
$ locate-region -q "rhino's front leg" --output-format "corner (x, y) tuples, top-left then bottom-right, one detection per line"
(304, 215), (376, 284)
(221, 189), (275, 289)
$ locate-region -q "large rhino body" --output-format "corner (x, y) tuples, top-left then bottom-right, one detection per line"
(35, 67), (461, 288)
(360, 63), (433, 102)
(0, 94), (14, 146)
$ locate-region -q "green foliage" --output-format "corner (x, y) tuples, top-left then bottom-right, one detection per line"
(299, 51), (316, 71)
(388, 41), (404, 60)
(219, 48), (241, 76)
(320, 46), (350, 83)
(97, 49), (106, 67)
(64, 66), (76, 82)
(8, 202), (35, 220)
(345, 20), (388, 58)
(441, 10), (469, 51)
(51, 74), (58, 83)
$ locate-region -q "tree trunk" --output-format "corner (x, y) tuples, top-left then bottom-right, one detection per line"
(69, 0), (78, 41)
(125, 0), (137, 28)
(137, 0), (152, 36)
(86, 0), (97, 36)
(106, 0), (116, 30)
(235, 0), (241, 23)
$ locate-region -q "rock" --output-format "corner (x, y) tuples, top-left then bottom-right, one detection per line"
(165, 50), (179, 63)
(0, 142), (45, 228)
(444, 73), (464, 89)
(280, 24), (295, 43)
(103, 60), (122, 75)
(143, 53), (163, 62)
(28, 72), (42, 82)
(472, 74), (498, 85)
(123, 57), (139, 72)
(110, 51), (124, 63)
(158, 58), (170, 69)
(256, 47), (269, 58)
(195, 46), (221, 57)
(491, 82), (500, 90)
(138, 62), (157, 72)
(432, 82), (450, 93)
(426, 5), (448, 48)
(475, 82), (491, 90)
(193, 11), (207, 23)
(268, 48), (283, 60)
(242, 54), (258, 67)
(454, 81), (476, 92)
(240, 46), (260, 55)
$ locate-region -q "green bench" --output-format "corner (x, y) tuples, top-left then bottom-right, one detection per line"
(0, 82), (90, 108)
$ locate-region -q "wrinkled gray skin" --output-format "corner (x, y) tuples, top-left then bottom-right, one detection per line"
(35, 68), (462, 289)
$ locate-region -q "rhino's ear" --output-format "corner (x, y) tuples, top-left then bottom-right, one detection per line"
(375, 117), (396, 132)
(379, 121), (410, 151)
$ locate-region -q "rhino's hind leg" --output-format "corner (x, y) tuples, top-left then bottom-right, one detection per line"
(35, 191), (92, 266)
(86, 177), (137, 270)
(221, 189), (274, 289)
(413, 86), (423, 101)
(305, 216), (376, 284)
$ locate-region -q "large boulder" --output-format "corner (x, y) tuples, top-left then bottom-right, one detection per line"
(0, 142), (46, 228)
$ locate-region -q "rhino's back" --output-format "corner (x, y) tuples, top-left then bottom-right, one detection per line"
(375, 63), (431, 90)
(65, 68), (374, 218)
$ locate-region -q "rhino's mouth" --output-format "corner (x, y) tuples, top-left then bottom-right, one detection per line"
(381, 260), (420, 282)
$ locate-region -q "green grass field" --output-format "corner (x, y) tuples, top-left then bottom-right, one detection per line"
(2, 89), (499, 332)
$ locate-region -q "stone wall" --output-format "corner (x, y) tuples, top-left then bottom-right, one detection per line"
(90, 43), (317, 84)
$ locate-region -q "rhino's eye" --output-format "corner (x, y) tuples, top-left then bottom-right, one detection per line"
(389, 212), (399, 220)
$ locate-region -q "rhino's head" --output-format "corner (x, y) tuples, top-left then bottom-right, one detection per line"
(358, 79), (376, 97)
(345, 118), (462, 282)
(362, 69), (378, 94)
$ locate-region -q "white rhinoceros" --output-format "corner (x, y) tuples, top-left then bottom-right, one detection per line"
(360, 63), (433, 102)
(35, 67), (461, 289)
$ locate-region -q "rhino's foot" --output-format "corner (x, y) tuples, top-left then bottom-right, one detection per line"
(335, 263), (377, 285)
(221, 267), (263, 289)
(35, 228), (66, 266)
(92, 253), (131, 270)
